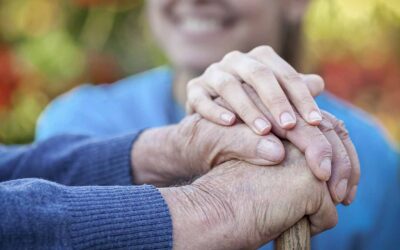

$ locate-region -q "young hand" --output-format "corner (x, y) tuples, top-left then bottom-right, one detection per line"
(186, 45), (325, 135)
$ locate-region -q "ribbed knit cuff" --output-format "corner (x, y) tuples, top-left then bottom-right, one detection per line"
(64, 185), (173, 249)
(77, 133), (140, 186)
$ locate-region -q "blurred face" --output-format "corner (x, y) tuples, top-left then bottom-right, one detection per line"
(147, 0), (298, 73)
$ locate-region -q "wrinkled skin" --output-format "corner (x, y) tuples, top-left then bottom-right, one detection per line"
(132, 115), (285, 186)
(160, 143), (337, 250)
(132, 98), (359, 204)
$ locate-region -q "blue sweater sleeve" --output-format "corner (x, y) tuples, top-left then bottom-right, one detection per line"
(0, 179), (172, 249)
(0, 133), (140, 186)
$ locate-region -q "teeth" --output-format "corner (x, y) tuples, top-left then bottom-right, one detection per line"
(181, 18), (222, 33)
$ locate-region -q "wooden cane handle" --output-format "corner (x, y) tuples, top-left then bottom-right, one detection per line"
(275, 217), (311, 250)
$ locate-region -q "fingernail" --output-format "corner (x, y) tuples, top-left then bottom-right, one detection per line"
(309, 111), (322, 123)
(280, 112), (296, 127)
(346, 185), (358, 204)
(319, 158), (332, 180)
(257, 139), (283, 162)
(221, 113), (235, 124)
(254, 118), (270, 133)
(336, 179), (348, 202)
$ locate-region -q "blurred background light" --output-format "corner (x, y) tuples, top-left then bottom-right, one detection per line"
(0, 0), (398, 145)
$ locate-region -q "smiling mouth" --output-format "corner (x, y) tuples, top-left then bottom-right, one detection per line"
(174, 12), (237, 36)
(181, 18), (223, 34)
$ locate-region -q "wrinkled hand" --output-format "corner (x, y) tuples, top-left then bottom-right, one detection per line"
(186, 46), (325, 134)
(215, 84), (360, 204)
(160, 143), (337, 250)
(131, 114), (285, 186)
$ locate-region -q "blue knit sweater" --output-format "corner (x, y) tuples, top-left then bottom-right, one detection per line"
(0, 134), (173, 249)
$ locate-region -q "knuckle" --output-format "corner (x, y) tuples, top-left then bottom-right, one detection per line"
(213, 75), (238, 93)
(322, 111), (341, 127)
(248, 65), (272, 79)
(319, 144), (333, 159)
(329, 116), (341, 128)
(335, 121), (350, 140)
(251, 45), (275, 56)
(248, 64), (267, 75)
(186, 78), (201, 95)
(205, 63), (220, 74)
(321, 110), (335, 119)
(187, 78), (196, 88)
(223, 50), (242, 63)
(189, 94), (203, 107)
(326, 115), (352, 141)
(318, 119), (335, 133)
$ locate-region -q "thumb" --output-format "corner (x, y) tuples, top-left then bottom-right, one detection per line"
(220, 124), (285, 166)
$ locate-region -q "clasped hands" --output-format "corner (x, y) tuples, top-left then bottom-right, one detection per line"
(131, 46), (360, 249)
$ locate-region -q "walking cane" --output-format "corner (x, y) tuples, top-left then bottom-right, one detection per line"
(275, 217), (310, 250)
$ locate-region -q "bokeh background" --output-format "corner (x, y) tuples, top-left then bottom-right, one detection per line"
(0, 0), (399, 145)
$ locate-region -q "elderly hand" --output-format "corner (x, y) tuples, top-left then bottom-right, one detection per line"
(243, 84), (360, 204)
(186, 45), (325, 134)
(131, 114), (285, 186)
(160, 143), (337, 250)
(212, 84), (360, 205)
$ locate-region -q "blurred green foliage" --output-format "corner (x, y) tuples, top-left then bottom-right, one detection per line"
(0, 0), (399, 145)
